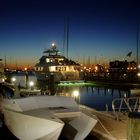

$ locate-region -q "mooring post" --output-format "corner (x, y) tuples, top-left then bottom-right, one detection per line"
(127, 112), (140, 140)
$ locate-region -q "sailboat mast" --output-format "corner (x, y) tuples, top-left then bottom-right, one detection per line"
(4, 56), (7, 68)
(136, 24), (139, 65)
(63, 20), (66, 56)
(63, 18), (69, 58)
(66, 20), (69, 59)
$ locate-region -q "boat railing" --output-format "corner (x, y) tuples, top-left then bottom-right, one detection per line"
(112, 96), (140, 120)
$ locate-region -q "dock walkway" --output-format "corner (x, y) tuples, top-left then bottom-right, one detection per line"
(80, 105), (127, 140)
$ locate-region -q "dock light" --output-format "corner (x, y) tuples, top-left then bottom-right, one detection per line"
(29, 81), (34, 87)
(11, 77), (16, 82)
(2, 78), (5, 82)
(137, 73), (140, 77)
(0, 77), (5, 83)
(95, 66), (98, 71)
(24, 67), (27, 71)
(72, 90), (80, 104)
(72, 90), (79, 98)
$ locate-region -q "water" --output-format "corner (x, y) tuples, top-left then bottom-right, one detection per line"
(55, 84), (132, 111)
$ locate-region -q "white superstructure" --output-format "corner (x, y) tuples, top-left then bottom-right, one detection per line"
(34, 43), (81, 82)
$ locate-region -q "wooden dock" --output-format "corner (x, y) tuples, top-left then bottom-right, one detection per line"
(80, 105), (127, 140)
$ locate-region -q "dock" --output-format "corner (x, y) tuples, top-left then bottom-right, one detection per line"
(80, 105), (127, 140)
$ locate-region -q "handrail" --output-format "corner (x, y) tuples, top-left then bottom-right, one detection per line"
(112, 96), (140, 120)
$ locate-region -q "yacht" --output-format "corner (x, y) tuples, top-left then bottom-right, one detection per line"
(34, 43), (82, 82)
(1, 88), (98, 140)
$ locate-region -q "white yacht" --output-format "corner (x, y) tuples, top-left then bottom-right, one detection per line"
(1, 94), (98, 140)
(34, 43), (81, 82)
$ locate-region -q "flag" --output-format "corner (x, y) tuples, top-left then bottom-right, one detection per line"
(127, 51), (132, 57)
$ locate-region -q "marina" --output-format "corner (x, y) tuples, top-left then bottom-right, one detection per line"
(0, 0), (140, 139)
(1, 77), (140, 140)
(1, 54), (140, 140)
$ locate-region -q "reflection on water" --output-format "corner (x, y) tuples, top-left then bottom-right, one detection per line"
(56, 85), (131, 111)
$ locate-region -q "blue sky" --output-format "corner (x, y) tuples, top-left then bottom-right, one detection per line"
(0, 0), (140, 68)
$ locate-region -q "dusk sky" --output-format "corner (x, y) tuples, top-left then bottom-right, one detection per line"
(0, 0), (140, 68)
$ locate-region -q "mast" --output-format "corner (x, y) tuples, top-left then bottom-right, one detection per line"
(4, 56), (6, 68)
(63, 17), (69, 58)
(66, 18), (69, 59)
(63, 20), (66, 56)
(136, 24), (139, 65)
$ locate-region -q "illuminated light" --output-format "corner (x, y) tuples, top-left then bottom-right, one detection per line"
(24, 67), (27, 71)
(81, 69), (83, 72)
(124, 74), (126, 77)
(138, 65), (140, 69)
(127, 67), (129, 70)
(51, 43), (56, 49)
(51, 43), (55, 46)
(46, 58), (50, 63)
(137, 73), (140, 77)
(2, 78), (5, 82)
(84, 66), (86, 69)
(29, 81), (34, 87)
(72, 90), (79, 98)
(11, 77), (16, 82)
(95, 66), (98, 71)
(49, 66), (56, 71)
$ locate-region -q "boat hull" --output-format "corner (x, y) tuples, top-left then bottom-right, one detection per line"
(3, 109), (64, 140)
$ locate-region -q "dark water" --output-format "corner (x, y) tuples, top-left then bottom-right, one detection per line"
(0, 123), (19, 140)
(55, 84), (132, 111)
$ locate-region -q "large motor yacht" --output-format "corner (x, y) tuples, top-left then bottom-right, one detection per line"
(34, 43), (81, 82)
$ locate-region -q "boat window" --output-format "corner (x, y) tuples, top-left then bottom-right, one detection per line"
(55, 66), (66, 72)
(46, 58), (50, 63)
